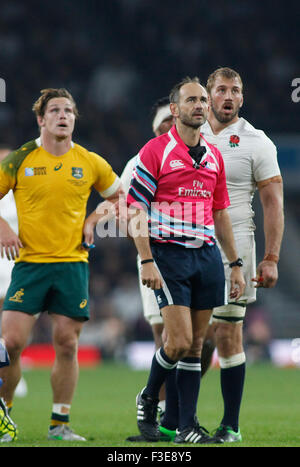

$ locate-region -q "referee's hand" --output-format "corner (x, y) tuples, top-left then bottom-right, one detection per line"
(229, 267), (246, 299)
(141, 263), (163, 290)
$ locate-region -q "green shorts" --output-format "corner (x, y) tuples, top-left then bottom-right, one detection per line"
(3, 262), (90, 320)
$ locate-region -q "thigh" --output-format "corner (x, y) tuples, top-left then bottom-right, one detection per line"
(189, 309), (213, 357)
(162, 305), (192, 346)
(191, 309), (213, 340)
(1, 310), (36, 350)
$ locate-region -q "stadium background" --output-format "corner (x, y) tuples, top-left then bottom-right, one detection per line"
(0, 0), (299, 368)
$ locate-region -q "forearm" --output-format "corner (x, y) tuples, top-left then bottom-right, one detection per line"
(262, 200), (284, 258)
(260, 182), (284, 259)
(128, 207), (153, 260)
(86, 200), (116, 228)
(213, 209), (239, 263)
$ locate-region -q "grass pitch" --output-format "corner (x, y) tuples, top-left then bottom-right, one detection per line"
(1, 362), (299, 448)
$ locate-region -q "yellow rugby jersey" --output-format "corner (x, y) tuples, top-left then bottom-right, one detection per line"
(0, 138), (120, 263)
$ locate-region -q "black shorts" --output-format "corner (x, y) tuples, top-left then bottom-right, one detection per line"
(151, 242), (226, 310)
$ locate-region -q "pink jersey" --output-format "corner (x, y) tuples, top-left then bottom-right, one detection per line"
(127, 125), (230, 247)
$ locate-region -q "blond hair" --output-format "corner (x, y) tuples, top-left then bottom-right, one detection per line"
(32, 88), (79, 118)
(206, 67), (243, 94)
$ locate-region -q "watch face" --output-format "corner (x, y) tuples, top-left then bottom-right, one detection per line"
(230, 258), (243, 267)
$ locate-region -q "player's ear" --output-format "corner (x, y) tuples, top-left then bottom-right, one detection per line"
(239, 94), (244, 109)
(170, 102), (179, 118)
(37, 115), (45, 128)
(207, 94), (212, 109)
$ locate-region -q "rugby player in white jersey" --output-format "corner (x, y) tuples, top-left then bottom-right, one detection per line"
(201, 67), (284, 442)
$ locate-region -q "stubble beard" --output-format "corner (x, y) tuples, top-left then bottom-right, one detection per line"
(211, 103), (239, 124)
(179, 111), (203, 130)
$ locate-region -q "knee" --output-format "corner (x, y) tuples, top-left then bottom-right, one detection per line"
(164, 335), (192, 361)
(54, 333), (78, 360)
(2, 335), (25, 361)
(215, 323), (243, 357)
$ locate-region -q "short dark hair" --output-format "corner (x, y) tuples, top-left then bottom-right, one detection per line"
(32, 88), (79, 118)
(206, 67), (243, 94)
(169, 76), (201, 104)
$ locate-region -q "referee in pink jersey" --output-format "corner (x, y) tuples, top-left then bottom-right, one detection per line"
(127, 77), (245, 444)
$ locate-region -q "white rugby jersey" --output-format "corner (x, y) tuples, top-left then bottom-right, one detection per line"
(120, 155), (138, 195)
(201, 117), (281, 235)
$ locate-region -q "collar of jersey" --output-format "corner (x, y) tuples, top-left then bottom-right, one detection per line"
(169, 124), (211, 164)
(35, 137), (75, 158)
(35, 137), (74, 148)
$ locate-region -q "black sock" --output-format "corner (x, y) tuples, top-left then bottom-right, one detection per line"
(161, 366), (178, 430)
(145, 347), (177, 400)
(176, 357), (201, 431)
(220, 362), (246, 432)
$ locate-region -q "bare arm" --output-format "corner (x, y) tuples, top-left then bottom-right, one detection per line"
(213, 208), (246, 299)
(128, 206), (163, 290)
(82, 185), (125, 246)
(253, 179), (284, 288)
(0, 191), (23, 260)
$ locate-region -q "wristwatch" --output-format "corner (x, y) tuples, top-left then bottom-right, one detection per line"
(229, 258), (243, 268)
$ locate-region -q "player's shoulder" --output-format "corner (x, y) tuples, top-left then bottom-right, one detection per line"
(73, 142), (110, 166)
(238, 118), (276, 149)
(123, 154), (138, 172)
(0, 139), (38, 176)
(73, 142), (95, 158)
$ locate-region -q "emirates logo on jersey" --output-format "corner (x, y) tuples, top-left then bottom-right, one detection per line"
(229, 135), (240, 147)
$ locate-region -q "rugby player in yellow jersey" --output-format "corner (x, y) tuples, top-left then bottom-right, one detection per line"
(0, 88), (123, 442)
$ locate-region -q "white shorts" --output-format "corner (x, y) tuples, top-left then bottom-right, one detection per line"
(213, 235), (256, 323)
(137, 256), (163, 326)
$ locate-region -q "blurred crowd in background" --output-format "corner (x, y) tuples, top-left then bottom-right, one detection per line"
(0, 0), (299, 362)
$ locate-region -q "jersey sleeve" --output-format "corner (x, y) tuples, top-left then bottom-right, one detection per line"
(212, 150), (230, 210)
(127, 142), (159, 210)
(0, 150), (20, 196)
(252, 133), (281, 182)
(120, 155), (138, 195)
(90, 152), (121, 198)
